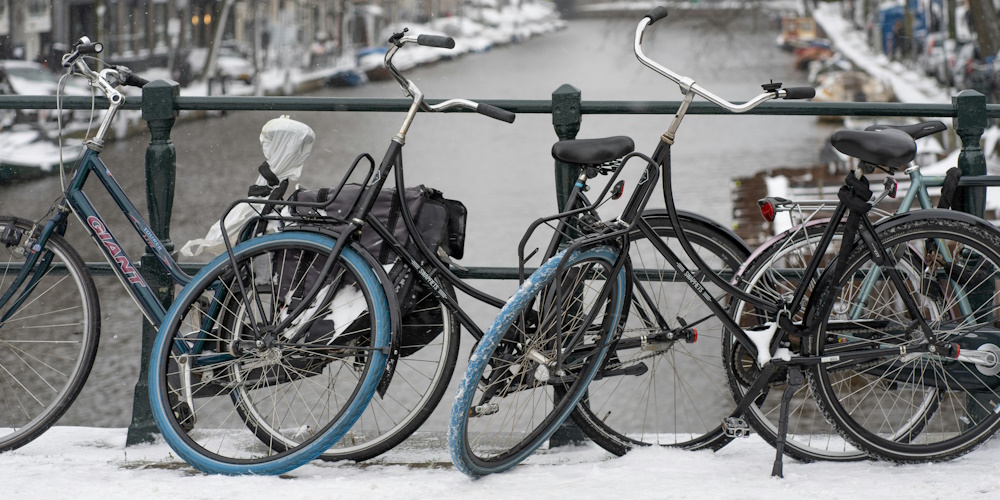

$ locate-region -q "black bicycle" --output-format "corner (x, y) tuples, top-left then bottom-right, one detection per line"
(145, 27), (750, 471)
(449, 8), (1000, 477)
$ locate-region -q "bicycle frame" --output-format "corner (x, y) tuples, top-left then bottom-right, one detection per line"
(1, 147), (192, 329)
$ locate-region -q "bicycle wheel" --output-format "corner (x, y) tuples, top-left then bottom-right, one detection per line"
(149, 231), (390, 475)
(321, 276), (459, 462)
(810, 215), (1000, 462)
(0, 216), (100, 453)
(570, 213), (748, 455)
(449, 246), (627, 476)
(725, 221), (872, 461)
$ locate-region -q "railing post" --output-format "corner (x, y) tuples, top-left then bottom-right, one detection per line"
(953, 89), (988, 218)
(552, 84), (582, 210)
(952, 89), (993, 425)
(550, 83), (589, 448)
(126, 79), (179, 446)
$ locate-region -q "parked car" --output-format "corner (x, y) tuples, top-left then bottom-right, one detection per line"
(952, 41), (982, 90)
(0, 60), (91, 127)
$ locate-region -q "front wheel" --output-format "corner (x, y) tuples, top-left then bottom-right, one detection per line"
(449, 246), (627, 477)
(0, 216), (100, 453)
(810, 216), (1000, 462)
(149, 231), (390, 475)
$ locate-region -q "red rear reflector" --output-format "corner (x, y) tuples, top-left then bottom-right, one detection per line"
(611, 180), (625, 200)
(759, 202), (775, 222)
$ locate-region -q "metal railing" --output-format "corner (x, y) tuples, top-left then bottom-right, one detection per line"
(1, 84), (998, 444)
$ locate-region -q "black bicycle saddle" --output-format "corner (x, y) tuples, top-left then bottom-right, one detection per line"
(830, 128), (916, 169)
(551, 136), (635, 165)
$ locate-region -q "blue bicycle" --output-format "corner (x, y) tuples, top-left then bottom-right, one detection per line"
(0, 38), (391, 475)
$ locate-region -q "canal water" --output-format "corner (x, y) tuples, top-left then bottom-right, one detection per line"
(0, 16), (839, 427)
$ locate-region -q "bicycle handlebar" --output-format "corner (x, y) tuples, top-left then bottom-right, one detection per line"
(635, 8), (814, 112)
(385, 30), (516, 125)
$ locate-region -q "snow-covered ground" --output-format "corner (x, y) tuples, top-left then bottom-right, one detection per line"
(4, 426), (1000, 499)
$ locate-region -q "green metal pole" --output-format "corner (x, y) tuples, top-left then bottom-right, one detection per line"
(952, 89), (992, 426)
(126, 80), (179, 446)
(550, 83), (588, 448)
(953, 89), (988, 216)
(552, 84), (582, 211)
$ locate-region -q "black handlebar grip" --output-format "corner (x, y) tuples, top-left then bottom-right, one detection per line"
(645, 7), (669, 24)
(77, 41), (104, 55)
(116, 66), (149, 88)
(782, 87), (815, 100)
(417, 35), (456, 49)
(125, 73), (149, 88)
(477, 103), (515, 124)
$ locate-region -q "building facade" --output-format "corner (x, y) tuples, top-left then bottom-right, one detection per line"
(0, 0), (475, 70)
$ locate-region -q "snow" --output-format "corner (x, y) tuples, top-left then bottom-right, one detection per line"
(811, 3), (950, 105)
(4, 426), (1000, 498)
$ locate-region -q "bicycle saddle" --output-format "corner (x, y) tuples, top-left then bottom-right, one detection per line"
(830, 128), (916, 169)
(551, 136), (635, 165)
(864, 121), (947, 140)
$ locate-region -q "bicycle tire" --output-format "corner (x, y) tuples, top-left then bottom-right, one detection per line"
(320, 276), (459, 462)
(809, 215), (1000, 462)
(0, 216), (100, 453)
(725, 220), (871, 461)
(449, 246), (627, 476)
(148, 231), (390, 475)
(569, 213), (748, 455)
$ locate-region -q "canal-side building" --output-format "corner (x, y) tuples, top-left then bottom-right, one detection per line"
(2, 0), (479, 72)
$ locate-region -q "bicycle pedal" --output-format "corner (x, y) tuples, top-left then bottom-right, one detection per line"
(722, 417), (751, 438)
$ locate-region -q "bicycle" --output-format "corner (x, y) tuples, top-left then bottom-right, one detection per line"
(449, 8), (1000, 477)
(144, 28), (752, 472)
(720, 119), (996, 463)
(0, 38), (399, 475)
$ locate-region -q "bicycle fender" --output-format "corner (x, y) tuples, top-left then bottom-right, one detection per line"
(872, 208), (1000, 236)
(350, 238), (402, 397)
(640, 209), (752, 255)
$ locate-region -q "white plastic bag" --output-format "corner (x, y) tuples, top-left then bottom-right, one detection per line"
(180, 115), (315, 257)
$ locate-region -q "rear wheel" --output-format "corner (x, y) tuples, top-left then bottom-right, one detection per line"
(725, 221), (868, 462)
(570, 214), (748, 455)
(811, 216), (1000, 462)
(149, 232), (390, 475)
(321, 276), (460, 462)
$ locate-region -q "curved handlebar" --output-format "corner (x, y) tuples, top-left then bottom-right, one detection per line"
(385, 30), (516, 126)
(634, 12), (813, 113)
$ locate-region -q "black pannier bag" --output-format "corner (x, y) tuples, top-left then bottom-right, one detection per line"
(278, 184), (466, 356)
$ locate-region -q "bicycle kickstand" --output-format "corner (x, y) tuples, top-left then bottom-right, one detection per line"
(771, 365), (804, 478)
